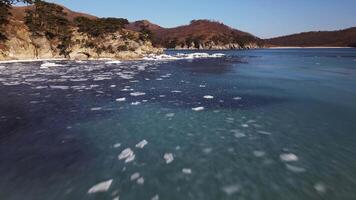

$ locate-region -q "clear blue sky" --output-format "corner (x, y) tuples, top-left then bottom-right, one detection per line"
(44, 0), (356, 38)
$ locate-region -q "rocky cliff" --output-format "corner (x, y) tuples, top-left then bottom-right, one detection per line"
(0, 4), (162, 61)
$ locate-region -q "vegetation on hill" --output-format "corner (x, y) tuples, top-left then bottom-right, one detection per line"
(266, 28), (356, 47)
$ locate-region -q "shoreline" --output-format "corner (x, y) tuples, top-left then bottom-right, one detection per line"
(266, 46), (355, 49)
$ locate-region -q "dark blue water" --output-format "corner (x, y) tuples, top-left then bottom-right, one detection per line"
(1, 49), (356, 200)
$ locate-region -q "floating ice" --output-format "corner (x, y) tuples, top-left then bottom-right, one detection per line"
(182, 168), (192, 174)
(135, 140), (148, 149)
(165, 113), (175, 118)
(130, 92), (146, 96)
(88, 179), (113, 194)
(125, 154), (135, 163)
(241, 124), (249, 128)
(105, 60), (121, 64)
(164, 153), (174, 164)
(233, 97), (242, 100)
(192, 107), (205, 111)
(131, 101), (141, 105)
(118, 148), (134, 160)
(222, 184), (240, 195)
(258, 131), (272, 135)
(280, 153), (299, 162)
(203, 95), (214, 99)
(137, 177), (144, 185)
(314, 182), (327, 194)
(286, 164), (306, 173)
(151, 195), (159, 200)
(113, 143), (121, 148)
(116, 98), (126, 102)
(130, 173), (140, 181)
(40, 62), (64, 68)
(90, 107), (102, 111)
(231, 130), (246, 138)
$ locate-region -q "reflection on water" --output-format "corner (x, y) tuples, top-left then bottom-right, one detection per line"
(1, 49), (356, 200)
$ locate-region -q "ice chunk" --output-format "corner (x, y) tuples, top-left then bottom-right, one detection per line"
(88, 179), (113, 194)
(113, 143), (121, 148)
(314, 182), (327, 194)
(253, 151), (266, 157)
(164, 153), (174, 164)
(116, 98), (126, 102)
(130, 172), (140, 181)
(90, 107), (102, 111)
(118, 148), (134, 160)
(286, 164), (306, 173)
(258, 130), (272, 135)
(222, 184), (240, 195)
(151, 195), (159, 200)
(135, 140), (148, 149)
(137, 177), (144, 185)
(280, 153), (298, 162)
(131, 102), (141, 105)
(182, 168), (192, 174)
(231, 130), (246, 138)
(203, 95), (214, 99)
(165, 113), (175, 118)
(130, 92), (146, 96)
(192, 107), (204, 111)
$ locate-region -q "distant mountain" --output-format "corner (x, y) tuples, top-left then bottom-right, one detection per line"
(127, 20), (263, 49)
(266, 27), (356, 47)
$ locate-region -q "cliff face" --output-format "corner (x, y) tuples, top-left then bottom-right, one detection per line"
(127, 20), (264, 50)
(0, 5), (162, 61)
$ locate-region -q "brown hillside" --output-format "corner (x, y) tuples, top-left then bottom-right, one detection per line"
(266, 28), (356, 47)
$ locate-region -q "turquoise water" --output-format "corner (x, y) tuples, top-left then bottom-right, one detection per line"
(0, 49), (356, 200)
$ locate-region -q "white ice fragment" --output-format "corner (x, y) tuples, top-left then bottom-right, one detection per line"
(106, 60), (121, 64)
(151, 195), (159, 200)
(222, 184), (240, 195)
(203, 95), (214, 99)
(131, 101), (141, 105)
(314, 182), (327, 194)
(90, 107), (102, 111)
(40, 62), (64, 68)
(130, 92), (146, 96)
(192, 107), (204, 111)
(116, 98), (126, 102)
(125, 154), (135, 163)
(113, 143), (121, 148)
(137, 177), (144, 185)
(88, 179), (113, 194)
(286, 164), (306, 173)
(280, 153), (299, 162)
(165, 113), (175, 118)
(130, 173), (140, 181)
(164, 153), (174, 164)
(135, 140), (148, 149)
(231, 130), (246, 138)
(258, 130), (272, 135)
(233, 97), (242, 100)
(118, 148), (134, 160)
(241, 124), (249, 128)
(182, 168), (192, 174)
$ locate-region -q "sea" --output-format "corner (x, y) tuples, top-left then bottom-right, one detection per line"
(0, 48), (356, 200)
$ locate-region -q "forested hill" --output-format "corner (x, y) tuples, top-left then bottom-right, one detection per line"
(265, 27), (356, 47)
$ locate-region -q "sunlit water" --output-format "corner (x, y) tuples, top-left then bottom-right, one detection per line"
(1, 49), (356, 200)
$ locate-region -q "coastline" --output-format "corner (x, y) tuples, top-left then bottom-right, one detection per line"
(266, 46), (354, 49)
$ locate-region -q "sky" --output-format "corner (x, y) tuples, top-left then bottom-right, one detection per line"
(41, 0), (356, 38)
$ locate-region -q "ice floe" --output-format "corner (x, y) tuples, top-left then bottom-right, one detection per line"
(40, 62), (64, 68)
(130, 92), (146, 96)
(314, 182), (327, 194)
(253, 151), (266, 157)
(222, 184), (240, 195)
(137, 177), (144, 185)
(286, 164), (306, 173)
(203, 95), (214, 99)
(88, 179), (113, 194)
(130, 172), (140, 181)
(164, 153), (174, 164)
(113, 143), (121, 148)
(182, 168), (192, 174)
(192, 107), (205, 111)
(135, 140), (148, 149)
(280, 153), (298, 162)
(118, 148), (135, 163)
(116, 98), (126, 102)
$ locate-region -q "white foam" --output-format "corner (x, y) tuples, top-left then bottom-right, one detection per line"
(0, 66), (5, 69)
(151, 195), (159, 200)
(135, 140), (148, 149)
(192, 107), (205, 111)
(50, 85), (69, 90)
(165, 113), (175, 118)
(222, 184), (240, 195)
(253, 151), (266, 157)
(88, 179), (113, 194)
(314, 182), (327, 193)
(258, 130), (272, 135)
(280, 153), (299, 162)
(90, 107), (102, 111)
(143, 53), (225, 61)
(131, 101), (141, 105)
(233, 97), (242, 100)
(164, 153), (174, 164)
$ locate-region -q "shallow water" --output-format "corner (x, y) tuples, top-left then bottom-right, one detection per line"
(1, 49), (356, 200)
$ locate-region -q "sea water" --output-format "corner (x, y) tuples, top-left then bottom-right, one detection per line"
(0, 48), (356, 200)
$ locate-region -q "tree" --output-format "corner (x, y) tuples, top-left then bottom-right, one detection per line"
(0, 0), (33, 41)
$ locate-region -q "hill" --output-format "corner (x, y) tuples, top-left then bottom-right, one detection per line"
(266, 27), (356, 47)
(127, 20), (263, 49)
